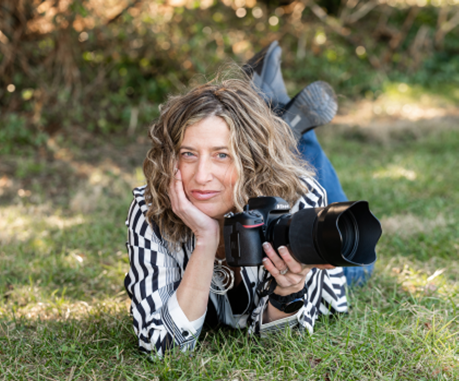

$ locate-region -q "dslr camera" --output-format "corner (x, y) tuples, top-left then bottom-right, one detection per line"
(223, 197), (382, 267)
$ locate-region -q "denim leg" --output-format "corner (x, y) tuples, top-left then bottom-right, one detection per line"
(298, 129), (374, 286)
(298, 130), (347, 203)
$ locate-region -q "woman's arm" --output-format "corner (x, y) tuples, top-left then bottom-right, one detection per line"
(261, 243), (333, 324)
(125, 180), (218, 357)
(125, 191), (203, 356)
(169, 169), (220, 321)
(248, 176), (348, 335)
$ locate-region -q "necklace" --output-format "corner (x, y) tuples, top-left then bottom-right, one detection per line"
(210, 257), (234, 295)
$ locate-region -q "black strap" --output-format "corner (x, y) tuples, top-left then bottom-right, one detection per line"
(269, 283), (307, 304)
(257, 274), (277, 298)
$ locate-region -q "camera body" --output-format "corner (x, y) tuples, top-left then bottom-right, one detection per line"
(223, 197), (290, 267)
(223, 196), (381, 268)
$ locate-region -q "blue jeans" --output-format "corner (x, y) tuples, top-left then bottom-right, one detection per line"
(298, 130), (375, 286)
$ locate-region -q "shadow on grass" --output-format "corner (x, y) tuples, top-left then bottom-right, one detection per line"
(1, 121), (458, 380)
(1, 280), (457, 381)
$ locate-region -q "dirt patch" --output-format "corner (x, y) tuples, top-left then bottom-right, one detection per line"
(0, 133), (151, 208)
(2, 99), (459, 207)
(381, 214), (451, 238)
(325, 99), (459, 144)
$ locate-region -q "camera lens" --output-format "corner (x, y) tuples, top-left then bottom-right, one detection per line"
(337, 210), (359, 261)
(250, 198), (381, 268)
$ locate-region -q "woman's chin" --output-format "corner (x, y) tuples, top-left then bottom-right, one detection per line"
(195, 203), (229, 221)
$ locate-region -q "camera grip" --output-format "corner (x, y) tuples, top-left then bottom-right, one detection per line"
(224, 222), (264, 267)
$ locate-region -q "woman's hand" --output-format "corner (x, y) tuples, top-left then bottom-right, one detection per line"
(262, 242), (334, 296)
(169, 169), (220, 245)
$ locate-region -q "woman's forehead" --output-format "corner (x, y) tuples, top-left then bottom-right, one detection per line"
(182, 116), (231, 147)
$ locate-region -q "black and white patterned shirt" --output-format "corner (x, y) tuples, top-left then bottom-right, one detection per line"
(124, 177), (348, 356)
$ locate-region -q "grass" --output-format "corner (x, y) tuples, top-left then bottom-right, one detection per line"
(1, 117), (458, 380)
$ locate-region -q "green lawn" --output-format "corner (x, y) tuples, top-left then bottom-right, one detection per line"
(0, 125), (458, 380)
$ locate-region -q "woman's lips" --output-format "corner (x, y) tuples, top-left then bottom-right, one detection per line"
(190, 190), (220, 201)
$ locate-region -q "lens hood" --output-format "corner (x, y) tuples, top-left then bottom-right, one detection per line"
(289, 201), (381, 267)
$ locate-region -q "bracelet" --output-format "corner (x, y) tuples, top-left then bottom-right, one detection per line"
(269, 284), (307, 304)
(268, 284), (307, 313)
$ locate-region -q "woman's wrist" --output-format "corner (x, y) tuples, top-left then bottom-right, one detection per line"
(272, 268), (310, 296)
(263, 298), (299, 323)
(263, 283), (307, 323)
(273, 282), (304, 296)
(194, 228), (220, 249)
(195, 236), (219, 253)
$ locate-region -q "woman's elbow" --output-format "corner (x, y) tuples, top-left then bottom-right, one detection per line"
(137, 331), (199, 357)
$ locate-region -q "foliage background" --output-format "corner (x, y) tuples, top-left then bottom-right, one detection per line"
(2, 0), (459, 151)
(1, 1), (458, 380)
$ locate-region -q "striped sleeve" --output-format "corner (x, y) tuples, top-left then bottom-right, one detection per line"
(248, 176), (348, 336)
(124, 186), (204, 356)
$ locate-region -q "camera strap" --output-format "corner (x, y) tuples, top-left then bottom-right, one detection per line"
(256, 274), (277, 298)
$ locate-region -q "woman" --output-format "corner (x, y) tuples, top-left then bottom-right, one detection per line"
(124, 76), (348, 356)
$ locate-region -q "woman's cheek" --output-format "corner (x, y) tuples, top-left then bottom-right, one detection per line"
(178, 162), (192, 182)
(225, 164), (239, 188)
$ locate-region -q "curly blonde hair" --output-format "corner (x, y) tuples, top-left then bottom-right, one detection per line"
(143, 72), (314, 248)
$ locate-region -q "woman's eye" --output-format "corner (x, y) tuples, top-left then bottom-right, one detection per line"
(181, 152), (194, 157)
(217, 153), (228, 159)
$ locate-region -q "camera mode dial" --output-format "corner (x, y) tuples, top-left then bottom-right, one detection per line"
(231, 210), (264, 228)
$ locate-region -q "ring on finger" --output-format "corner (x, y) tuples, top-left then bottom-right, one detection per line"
(279, 267), (288, 275)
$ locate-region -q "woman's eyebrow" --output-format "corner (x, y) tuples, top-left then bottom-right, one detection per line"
(212, 146), (230, 151)
(180, 145), (229, 151)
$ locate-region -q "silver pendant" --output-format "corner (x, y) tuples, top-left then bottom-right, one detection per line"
(210, 258), (234, 295)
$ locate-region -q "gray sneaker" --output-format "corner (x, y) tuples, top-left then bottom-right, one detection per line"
(280, 81), (338, 141)
(244, 41), (338, 140)
(243, 40), (290, 110)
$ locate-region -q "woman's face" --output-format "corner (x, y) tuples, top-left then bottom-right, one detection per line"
(178, 115), (238, 220)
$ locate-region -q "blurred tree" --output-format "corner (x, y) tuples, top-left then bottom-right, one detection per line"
(1, 0), (459, 153)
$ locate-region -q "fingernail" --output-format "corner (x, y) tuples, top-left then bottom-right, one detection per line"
(262, 257), (268, 262)
(262, 242), (270, 248)
(278, 246), (287, 255)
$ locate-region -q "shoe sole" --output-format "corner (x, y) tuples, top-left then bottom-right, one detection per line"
(282, 81), (338, 140)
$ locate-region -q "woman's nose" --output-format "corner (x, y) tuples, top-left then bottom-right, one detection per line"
(194, 158), (213, 184)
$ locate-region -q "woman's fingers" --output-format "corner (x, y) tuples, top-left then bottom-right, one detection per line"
(261, 256), (281, 277)
(170, 169), (190, 211)
(170, 170), (197, 216)
(262, 242), (303, 274)
(261, 242), (335, 273)
(276, 246), (303, 274)
(169, 169), (219, 237)
(170, 169), (197, 217)
(262, 242), (307, 289)
(262, 242), (338, 293)
(262, 257), (305, 289)
(262, 242), (287, 272)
